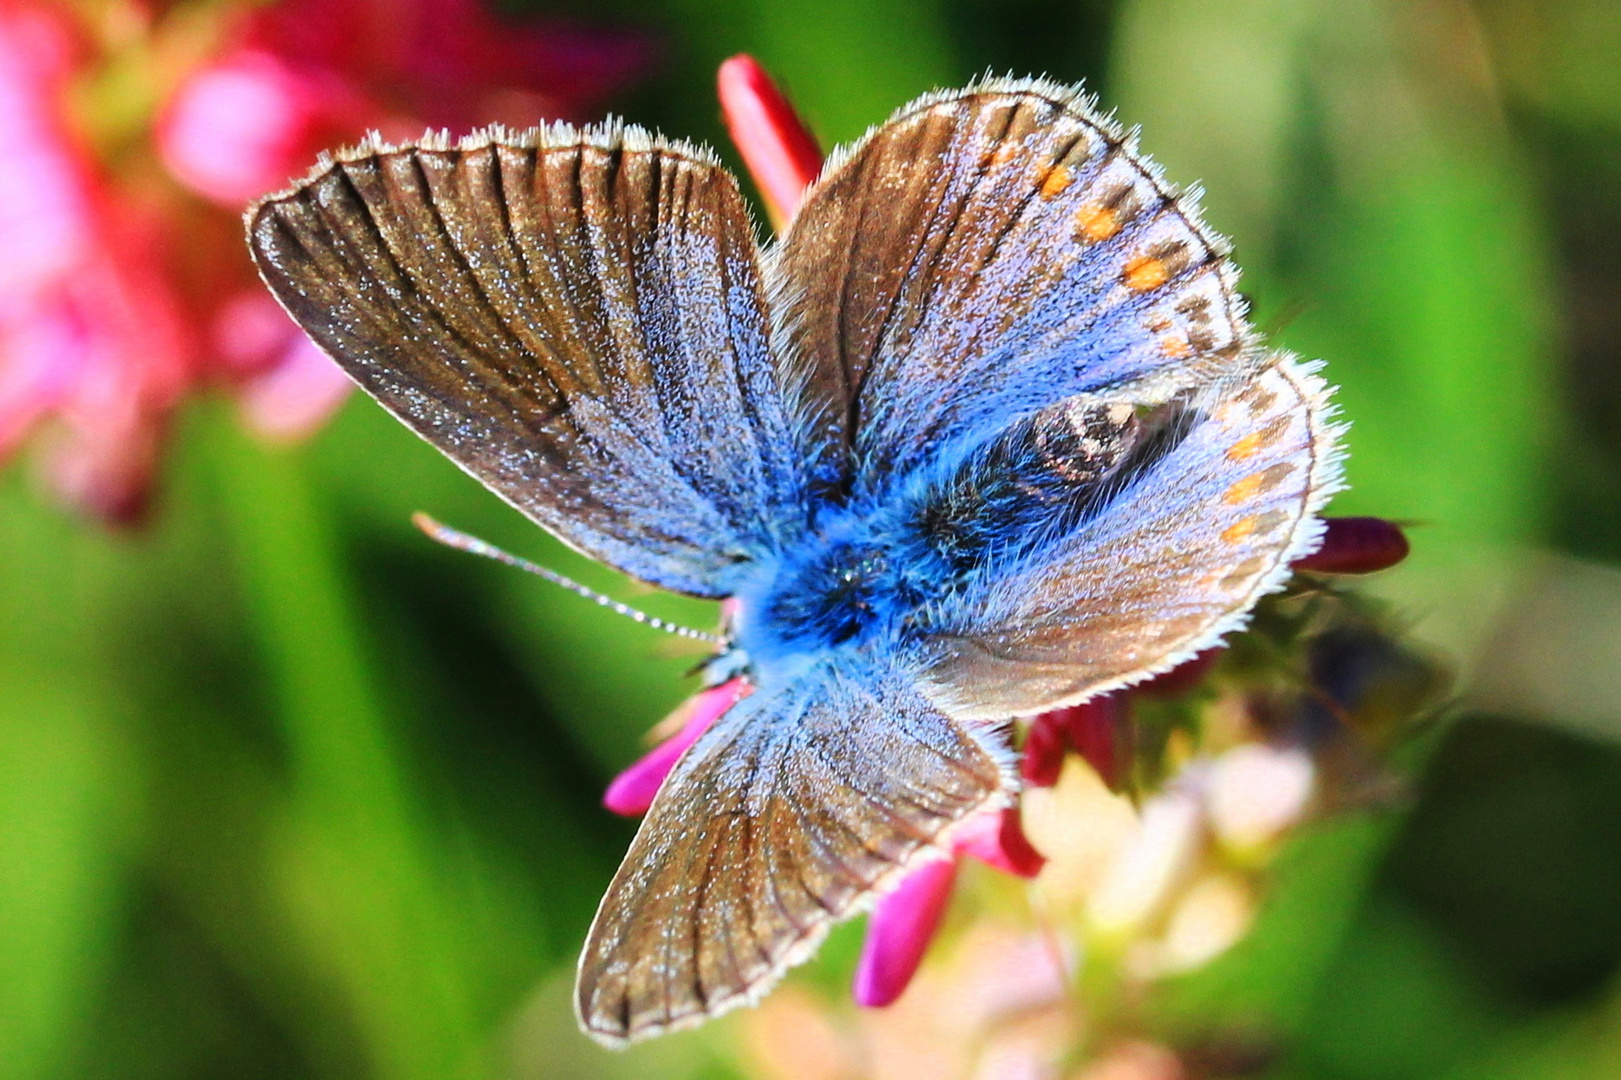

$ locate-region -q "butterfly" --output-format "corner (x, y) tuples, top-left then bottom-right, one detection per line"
(246, 76), (1342, 1046)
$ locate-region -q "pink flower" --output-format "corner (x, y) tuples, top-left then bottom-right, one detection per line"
(158, 49), (349, 209)
(853, 805), (1045, 1008)
(0, 0), (650, 521)
(602, 679), (751, 816)
(717, 55), (823, 230)
(0, 6), (191, 522)
(158, 0), (655, 210)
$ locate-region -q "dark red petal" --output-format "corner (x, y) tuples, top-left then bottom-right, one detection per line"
(1292, 517), (1410, 574)
(717, 54), (823, 229)
(1020, 709), (1070, 788)
(1133, 648), (1222, 698)
(852, 857), (958, 1008)
(1060, 694), (1129, 790)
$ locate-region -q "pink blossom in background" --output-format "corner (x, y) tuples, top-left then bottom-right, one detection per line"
(0, 5), (191, 521)
(159, 0), (656, 210)
(0, 0), (651, 521)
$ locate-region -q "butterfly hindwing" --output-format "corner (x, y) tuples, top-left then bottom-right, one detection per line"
(919, 357), (1342, 719)
(248, 126), (806, 597)
(575, 657), (1015, 1045)
(769, 79), (1257, 498)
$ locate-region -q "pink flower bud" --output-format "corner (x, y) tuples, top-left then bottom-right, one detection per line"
(717, 55), (823, 229)
(1292, 516), (1409, 574)
(952, 805), (1046, 879)
(853, 856), (957, 1008)
(602, 679), (750, 816)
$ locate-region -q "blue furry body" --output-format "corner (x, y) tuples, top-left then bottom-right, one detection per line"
(729, 396), (1170, 689)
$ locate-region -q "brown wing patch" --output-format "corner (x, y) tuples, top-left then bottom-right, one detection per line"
(575, 662), (1014, 1045)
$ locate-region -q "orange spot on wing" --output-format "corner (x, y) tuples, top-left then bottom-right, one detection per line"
(1160, 335), (1191, 359)
(1225, 432), (1264, 460)
(1221, 516), (1258, 543)
(1074, 203), (1121, 242)
(1223, 473), (1267, 505)
(1040, 164), (1074, 198)
(1225, 415), (1290, 460)
(987, 142), (1019, 168)
(1124, 255), (1169, 291)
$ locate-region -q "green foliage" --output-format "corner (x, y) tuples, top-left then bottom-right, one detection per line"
(2, 0), (1619, 1076)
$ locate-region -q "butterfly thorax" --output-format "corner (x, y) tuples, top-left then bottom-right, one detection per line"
(728, 515), (911, 687)
(729, 396), (1175, 690)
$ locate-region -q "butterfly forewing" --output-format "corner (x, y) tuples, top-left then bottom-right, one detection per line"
(248, 127), (806, 597)
(575, 659), (1015, 1045)
(921, 357), (1342, 719)
(769, 80), (1257, 498)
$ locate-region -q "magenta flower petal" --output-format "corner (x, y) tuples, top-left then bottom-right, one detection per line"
(1292, 516), (1409, 574)
(602, 678), (749, 816)
(953, 806), (1045, 879)
(853, 856), (958, 1008)
(717, 54), (823, 229)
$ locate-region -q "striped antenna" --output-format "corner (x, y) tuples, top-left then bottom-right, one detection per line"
(412, 513), (725, 645)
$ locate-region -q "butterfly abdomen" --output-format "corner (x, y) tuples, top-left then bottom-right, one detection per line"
(891, 397), (1165, 588)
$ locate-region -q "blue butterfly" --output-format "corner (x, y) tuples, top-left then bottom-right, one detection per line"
(247, 77), (1342, 1045)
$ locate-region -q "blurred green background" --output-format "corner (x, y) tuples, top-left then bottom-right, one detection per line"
(4, 0), (1621, 1077)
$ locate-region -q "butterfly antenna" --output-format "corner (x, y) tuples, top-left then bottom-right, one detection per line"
(411, 513), (725, 645)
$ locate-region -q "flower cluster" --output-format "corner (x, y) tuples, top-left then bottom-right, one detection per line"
(0, 0), (649, 521)
(723, 577), (1441, 1080)
(602, 62), (1427, 1051)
